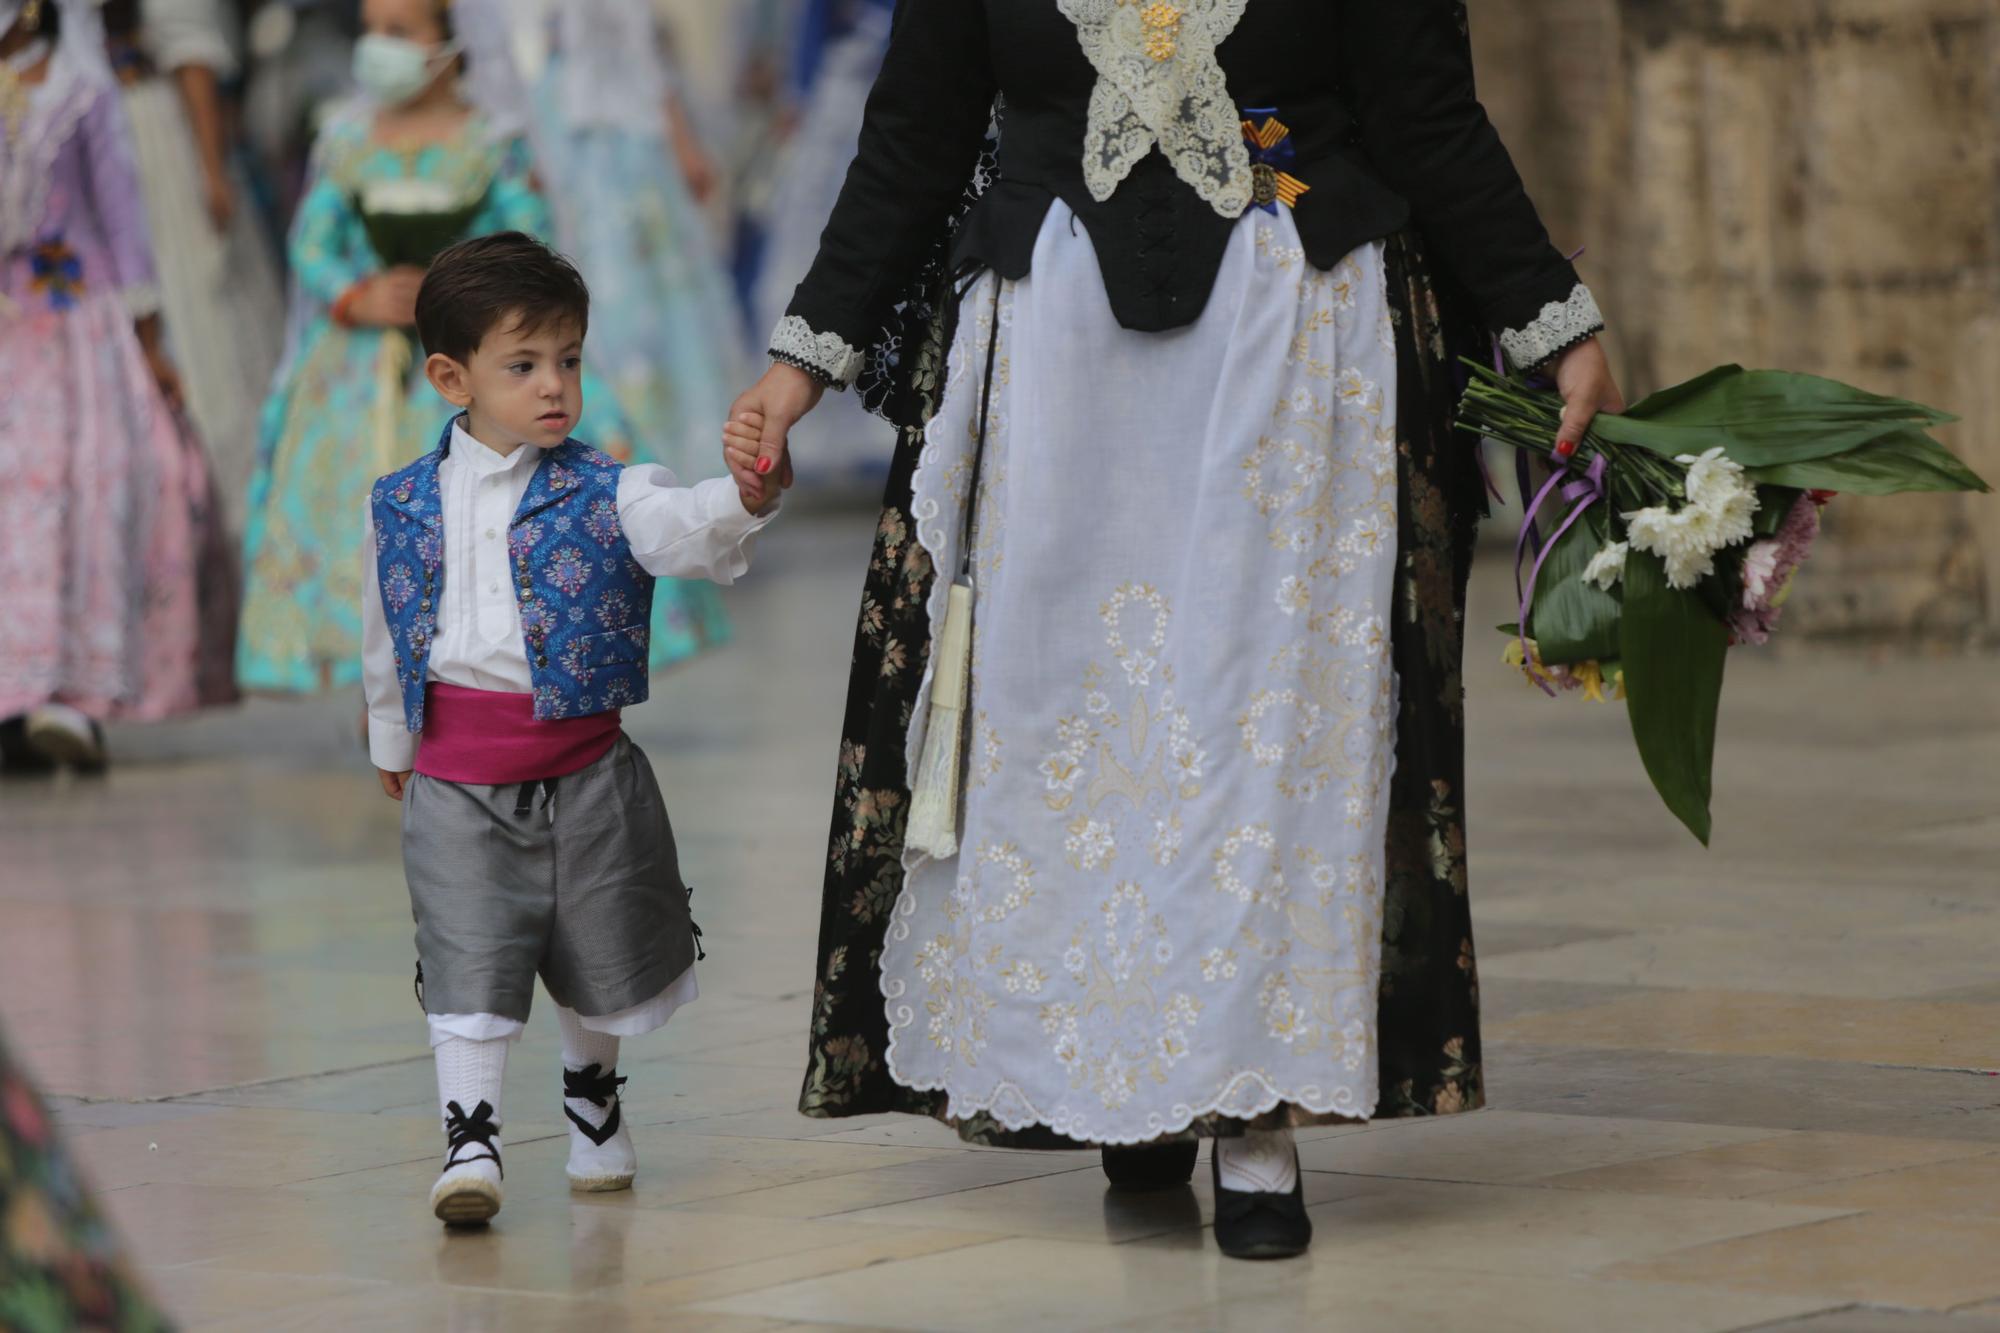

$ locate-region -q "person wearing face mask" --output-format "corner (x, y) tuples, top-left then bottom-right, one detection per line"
(0, 0), (236, 775)
(238, 0), (674, 701)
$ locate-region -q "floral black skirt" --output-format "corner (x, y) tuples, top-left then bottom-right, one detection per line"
(799, 232), (1487, 1145)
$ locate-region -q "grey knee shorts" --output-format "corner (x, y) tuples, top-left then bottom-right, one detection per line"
(401, 734), (698, 1022)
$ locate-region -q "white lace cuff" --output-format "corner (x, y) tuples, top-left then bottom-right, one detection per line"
(769, 314), (864, 389)
(1499, 283), (1604, 372)
(121, 282), (164, 320)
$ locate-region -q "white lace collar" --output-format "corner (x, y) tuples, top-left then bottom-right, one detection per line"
(1057, 0), (1252, 218)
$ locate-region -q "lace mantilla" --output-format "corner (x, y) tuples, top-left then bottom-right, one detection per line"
(770, 314), (864, 389)
(1058, 0), (1252, 218)
(1499, 282), (1604, 371)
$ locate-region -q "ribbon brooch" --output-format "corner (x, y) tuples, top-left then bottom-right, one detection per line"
(1240, 109), (1310, 214)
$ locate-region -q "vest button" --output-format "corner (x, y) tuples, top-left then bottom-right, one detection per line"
(535, 655), (548, 667)
(419, 599), (430, 611)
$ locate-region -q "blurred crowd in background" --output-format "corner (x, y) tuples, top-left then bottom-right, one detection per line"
(0, 0), (900, 775)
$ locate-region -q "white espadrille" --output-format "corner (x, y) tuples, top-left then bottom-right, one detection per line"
(563, 1063), (636, 1192)
(430, 1098), (504, 1225)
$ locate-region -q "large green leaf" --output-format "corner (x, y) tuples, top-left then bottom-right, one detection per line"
(1525, 506), (1622, 665)
(1620, 550), (1729, 845)
(1590, 367), (1960, 467)
(1744, 427), (1991, 495)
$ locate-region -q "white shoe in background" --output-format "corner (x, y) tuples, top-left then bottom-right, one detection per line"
(25, 704), (105, 770)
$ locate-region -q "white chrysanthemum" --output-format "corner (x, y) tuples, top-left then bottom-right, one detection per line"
(1678, 446), (1760, 549)
(1705, 478), (1759, 550)
(1677, 447), (1737, 505)
(1625, 504), (1723, 589)
(1582, 540), (1629, 590)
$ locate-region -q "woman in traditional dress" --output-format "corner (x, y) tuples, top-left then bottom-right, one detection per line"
(729, 0), (1624, 1258)
(109, 0), (284, 525)
(0, 0), (231, 773)
(238, 0), (718, 696)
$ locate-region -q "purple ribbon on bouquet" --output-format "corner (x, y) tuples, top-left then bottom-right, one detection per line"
(1513, 453), (1608, 696)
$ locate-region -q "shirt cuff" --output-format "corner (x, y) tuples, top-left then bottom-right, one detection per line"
(699, 472), (781, 537)
(368, 716), (417, 773)
(1498, 283), (1604, 373)
(768, 314), (863, 390)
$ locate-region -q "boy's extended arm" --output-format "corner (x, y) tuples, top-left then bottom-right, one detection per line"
(618, 468), (779, 584)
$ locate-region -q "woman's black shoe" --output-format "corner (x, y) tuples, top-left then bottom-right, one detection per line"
(1101, 1139), (1199, 1191)
(1210, 1151), (1312, 1259)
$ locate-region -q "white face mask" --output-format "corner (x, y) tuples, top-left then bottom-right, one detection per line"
(351, 32), (456, 106)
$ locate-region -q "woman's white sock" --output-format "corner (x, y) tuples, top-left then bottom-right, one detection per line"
(1215, 1128), (1299, 1194)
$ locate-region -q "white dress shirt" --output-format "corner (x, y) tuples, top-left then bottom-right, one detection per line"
(363, 420), (774, 773)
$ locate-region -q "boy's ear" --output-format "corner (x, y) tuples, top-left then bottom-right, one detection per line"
(425, 352), (473, 407)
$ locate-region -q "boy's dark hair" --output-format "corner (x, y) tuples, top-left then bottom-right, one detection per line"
(415, 232), (590, 363)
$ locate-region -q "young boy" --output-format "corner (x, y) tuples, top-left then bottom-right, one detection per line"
(362, 232), (775, 1225)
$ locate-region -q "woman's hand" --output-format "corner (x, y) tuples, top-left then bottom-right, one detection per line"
(134, 314), (184, 410)
(201, 165), (236, 231)
(1552, 336), (1626, 449)
(345, 267), (425, 327)
(725, 362), (824, 509)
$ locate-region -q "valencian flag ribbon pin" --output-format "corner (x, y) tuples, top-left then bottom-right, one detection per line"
(1240, 109), (1310, 213)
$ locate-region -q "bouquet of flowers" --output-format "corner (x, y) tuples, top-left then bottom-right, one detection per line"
(1459, 360), (1988, 843)
(354, 178), (487, 270)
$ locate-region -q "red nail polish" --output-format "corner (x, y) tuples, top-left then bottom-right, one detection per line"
(1554, 438), (1578, 460)
(756, 458), (773, 475)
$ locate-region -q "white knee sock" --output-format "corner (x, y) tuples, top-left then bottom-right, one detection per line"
(433, 1034), (508, 1167)
(1215, 1128), (1299, 1194)
(555, 1003), (622, 1133)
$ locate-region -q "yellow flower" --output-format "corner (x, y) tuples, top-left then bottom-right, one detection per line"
(6, 1192), (61, 1265)
(1575, 660), (1607, 703)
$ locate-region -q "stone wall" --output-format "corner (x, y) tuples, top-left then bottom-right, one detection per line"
(1470, 0), (1999, 645)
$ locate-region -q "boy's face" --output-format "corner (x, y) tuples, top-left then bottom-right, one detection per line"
(430, 314), (585, 450)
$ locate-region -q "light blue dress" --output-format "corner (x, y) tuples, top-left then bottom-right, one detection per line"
(237, 113), (728, 694)
(529, 53), (748, 489)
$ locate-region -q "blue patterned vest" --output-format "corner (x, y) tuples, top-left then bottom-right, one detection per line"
(371, 422), (654, 732)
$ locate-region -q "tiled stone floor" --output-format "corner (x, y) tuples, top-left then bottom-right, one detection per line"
(3, 508), (1997, 1332)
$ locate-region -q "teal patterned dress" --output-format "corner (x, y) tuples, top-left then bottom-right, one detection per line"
(237, 113), (728, 694)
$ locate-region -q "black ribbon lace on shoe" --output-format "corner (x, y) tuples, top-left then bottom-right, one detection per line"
(442, 1099), (503, 1177)
(562, 1063), (627, 1147)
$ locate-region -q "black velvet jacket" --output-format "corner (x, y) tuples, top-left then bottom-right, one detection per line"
(772, 0), (1601, 388)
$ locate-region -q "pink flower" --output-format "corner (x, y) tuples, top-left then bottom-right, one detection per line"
(1729, 494), (1821, 645)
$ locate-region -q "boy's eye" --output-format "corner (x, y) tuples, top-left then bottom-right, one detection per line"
(508, 362), (532, 374)
(561, 357), (582, 371)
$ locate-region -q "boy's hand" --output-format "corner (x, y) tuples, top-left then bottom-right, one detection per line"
(725, 410), (787, 513)
(725, 363), (821, 507)
(378, 768), (413, 801)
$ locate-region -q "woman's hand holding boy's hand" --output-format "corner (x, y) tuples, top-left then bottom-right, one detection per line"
(724, 405), (794, 514)
(378, 768), (413, 801)
(725, 363), (822, 509)
(347, 267), (426, 327)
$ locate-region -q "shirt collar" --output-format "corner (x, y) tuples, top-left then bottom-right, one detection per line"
(450, 418), (538, 478)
